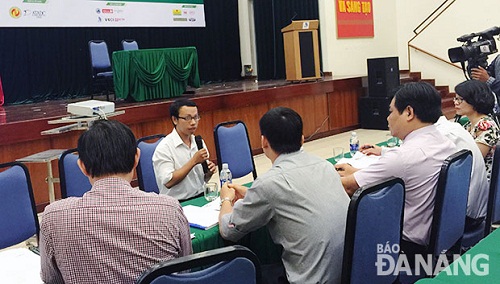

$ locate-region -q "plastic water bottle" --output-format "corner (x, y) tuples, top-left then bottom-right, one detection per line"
(219, 163), (233, 187)
(349, 132), (359, 157)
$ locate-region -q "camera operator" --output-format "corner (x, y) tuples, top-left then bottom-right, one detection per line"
(471, 54), (500, 95)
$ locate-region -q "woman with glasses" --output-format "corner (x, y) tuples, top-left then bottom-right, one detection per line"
(454, 80), (500, 181)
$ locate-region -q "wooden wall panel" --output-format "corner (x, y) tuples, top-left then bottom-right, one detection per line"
(0, 77), (363, 210)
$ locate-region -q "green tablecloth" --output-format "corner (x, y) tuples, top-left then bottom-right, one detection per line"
(415, 228), (500, 283)
(181, 194), (282, 265)
(112, 47), (200, 101)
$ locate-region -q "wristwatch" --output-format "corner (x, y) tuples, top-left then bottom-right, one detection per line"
(220, 197), (233, 207)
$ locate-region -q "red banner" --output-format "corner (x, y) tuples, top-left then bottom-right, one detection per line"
(336, 0), (374, 38)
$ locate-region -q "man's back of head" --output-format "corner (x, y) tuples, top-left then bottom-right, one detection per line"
(78, 119), (137, 178)
(393, 81), (442, 124)
(259, 107), (303, 154)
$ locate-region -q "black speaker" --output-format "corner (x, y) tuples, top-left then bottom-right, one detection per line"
(367, 57), (400, 97)
(359, 97), (390, 130)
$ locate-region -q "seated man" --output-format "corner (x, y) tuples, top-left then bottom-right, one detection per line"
(219, 107), (350, 284)
(434, 115), (489, 232)
(153, 98), (216, 200)
(336, 82), (456, 263)
(40, 120), (192, 283)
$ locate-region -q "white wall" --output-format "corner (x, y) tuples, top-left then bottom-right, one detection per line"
(240, 0), (500, 90)
(319, 0), (398, 77)
(395, 0), (500, 89)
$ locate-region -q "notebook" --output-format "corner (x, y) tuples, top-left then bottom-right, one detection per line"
(182, 203), (219, 230)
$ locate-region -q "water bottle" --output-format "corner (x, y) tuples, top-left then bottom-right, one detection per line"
(219, 163), (233, 187)
(349, 132), (359, 157)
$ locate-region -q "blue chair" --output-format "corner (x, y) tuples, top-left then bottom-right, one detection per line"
(0, 162), (40, 249)
(214, 120), (257, 180)
(59, 148), (92, 198)
(137, 134), (165, 193)
(485, 142), (500, 236)
(122, 39), (139, 51)
(429, 150), (472, 258)
(89, 40), (114, 101)
(462, 142), (500, 249)
(136, 245), (262, 284)
(341, 177), (405, 284)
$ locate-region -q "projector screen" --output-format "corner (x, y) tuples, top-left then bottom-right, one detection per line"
(1, 0), (205, 27)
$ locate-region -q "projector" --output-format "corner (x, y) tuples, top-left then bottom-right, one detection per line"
(67, 100), (115, 117)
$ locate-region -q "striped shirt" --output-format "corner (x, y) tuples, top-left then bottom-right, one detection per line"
(40, 177), (192, 284)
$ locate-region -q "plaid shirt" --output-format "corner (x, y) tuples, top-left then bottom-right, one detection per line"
(40, 177), (192, 284)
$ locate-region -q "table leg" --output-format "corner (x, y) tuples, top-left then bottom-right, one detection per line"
(46, 161), (56, 203)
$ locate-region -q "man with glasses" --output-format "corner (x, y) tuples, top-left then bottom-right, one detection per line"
(153, 98), (216, 200)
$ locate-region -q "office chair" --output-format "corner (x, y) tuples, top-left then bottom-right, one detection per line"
(122, 39), (139, 51)
(89, 40), (114, 101)
(484, 142), (500, 236)
(462, 142), (500, 249)
(59, 148), (92, 198)
(400, 149), (472, 283)
(136, 245), (262, 284)
(0, 161), (40, 249)
(341, 177), (405, 284)
(214, 120), (257, 180)
(137, 134), (166, 193)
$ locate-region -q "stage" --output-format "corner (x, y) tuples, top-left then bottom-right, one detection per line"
(0, 75), (363, 210)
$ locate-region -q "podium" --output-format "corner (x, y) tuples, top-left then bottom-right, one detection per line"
(281, 20), (320, 81)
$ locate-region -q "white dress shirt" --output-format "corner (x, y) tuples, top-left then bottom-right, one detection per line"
(435, 116), (489, 219)
(152, 128), (206, 200)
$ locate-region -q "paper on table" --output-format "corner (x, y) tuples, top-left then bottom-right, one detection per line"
(183, 203), (219, 230)
(0, 248), (43, 283)
(337, 151), (381, 169)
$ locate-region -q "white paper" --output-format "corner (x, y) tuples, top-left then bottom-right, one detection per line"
(183, 204), (219, 230)
(0, 248), (43, 283)
(337, 151), (381, 169)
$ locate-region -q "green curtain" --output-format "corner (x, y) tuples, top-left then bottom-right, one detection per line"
(113, 47), (200, 101)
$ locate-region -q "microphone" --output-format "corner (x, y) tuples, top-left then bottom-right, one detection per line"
(195, 135), (209, 174)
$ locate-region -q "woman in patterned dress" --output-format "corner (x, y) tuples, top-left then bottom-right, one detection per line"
(455, 80), (500, 181)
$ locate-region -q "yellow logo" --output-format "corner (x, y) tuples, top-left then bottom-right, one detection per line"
(10, 7), (22, 19)
(172, 9), (181, 16)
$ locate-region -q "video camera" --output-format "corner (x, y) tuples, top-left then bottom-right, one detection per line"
(448, 26), (500, 79)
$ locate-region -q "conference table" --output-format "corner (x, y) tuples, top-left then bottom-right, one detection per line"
(182, 193), (283, 265)
(112, 47), (200, 101)
(180, 145), (389, 264)
(415, 227), (500, 283)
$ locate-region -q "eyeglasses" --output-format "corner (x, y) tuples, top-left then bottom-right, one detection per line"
(178, 114), (201, 121)
(453, 97), (464, 104)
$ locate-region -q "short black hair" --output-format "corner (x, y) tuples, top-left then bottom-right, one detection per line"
(169, 98), (197, 118)
(455, 80), (495, 115)
(259, 107), (302, 154)
(393, 82), (442, 123)
(78, 120), (137, 178)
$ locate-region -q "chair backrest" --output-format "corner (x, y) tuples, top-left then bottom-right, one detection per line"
(429, 149), (472, 260)
(0, 162), (40, 249)
(485, 142), (500, 236)
(122, 39), (139, 51)
(137, 134), (166, 193)
(59, 148), (92, 198)
(214, 120), (257, 180)
(89, 40), (112, 72)
(136, 245), (261, 284)
(341, 177), (405, 284)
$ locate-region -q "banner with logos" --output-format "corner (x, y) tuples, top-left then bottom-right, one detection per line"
(336, 0), (374, 38)
(0, 0), (205, 27)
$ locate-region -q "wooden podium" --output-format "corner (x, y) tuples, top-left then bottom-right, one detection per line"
(281, 20), (320, 81)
